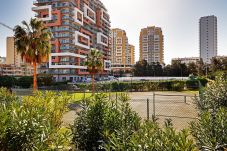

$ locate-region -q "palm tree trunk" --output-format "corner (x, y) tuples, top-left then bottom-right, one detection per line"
(33, 61), (37, 91)
(92, 73), (95, 96)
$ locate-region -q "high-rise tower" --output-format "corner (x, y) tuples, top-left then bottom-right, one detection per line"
(111, 28), (135, 73)
(199, 15), (217, 64)
(139, 26), (164, 64)
(32, 0), (111, 82)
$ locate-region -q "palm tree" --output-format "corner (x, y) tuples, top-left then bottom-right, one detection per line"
(85, 48), (103, 95)
(14, 18), (52, 91)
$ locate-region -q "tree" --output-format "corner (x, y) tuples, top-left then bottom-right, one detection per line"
(187, 62), (198, 76)
(170, 60), (189, 77)
(211, 58), (222, 73)
(14, 18), (52, 91)
(163, 65), (172, 76)
(85, 48), (103, 95)
(197, 59), (205, 76)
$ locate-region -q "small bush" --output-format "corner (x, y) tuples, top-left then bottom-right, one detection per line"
(72, 93), (141, 150)
(197, 77), (208, 87)
(17, 76), (33, 88)
(172, 81), (185, 91)
(37, 74), (53, 87)
(105, 119), (196, 150)
(186, 80), (199, 90)
(0, 76), (17, 88)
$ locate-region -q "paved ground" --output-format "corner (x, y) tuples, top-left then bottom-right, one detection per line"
(128, 92), (199, 130)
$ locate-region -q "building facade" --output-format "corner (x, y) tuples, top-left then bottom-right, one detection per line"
(140, 26), (164, 65)
(6, 37), (23, 67)
(4, 37), (33, 76)
(199, 15), (217, 64)
(171, 57), (200, 65)
(32, 0), (111, 82)
(111, 28), (135, 73)
(128, 44), (135, 66)
(0, 64), (33, 76)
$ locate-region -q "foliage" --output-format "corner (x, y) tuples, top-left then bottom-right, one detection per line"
(14, 18), (51, 65)
(190, 74), (227, 150)
(186, 79), (199, 90)
(77, 80), (189, 92)
(17, 76), (33, 88)
(0, 89), (72, 150)
(104, 119), (196, 151)
(197, 74), (227, 111)
(197, 77), (208, 87)
(134, 60), (189, 77)
(0, 76), (17, 88)
(171, 81), (185, 91)
(72, 93), (141, 150)
(37, 74), (54, 87)
(190, 108), (227, 150)
(84, 48), (103, 95)
(134, 57), (227, 77)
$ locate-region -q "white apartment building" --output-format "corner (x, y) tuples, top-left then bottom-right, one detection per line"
(199, 15), (217, 64)
(171, 57), (200, 65)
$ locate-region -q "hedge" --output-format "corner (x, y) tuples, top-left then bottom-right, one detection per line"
(76, 80), (187, 92)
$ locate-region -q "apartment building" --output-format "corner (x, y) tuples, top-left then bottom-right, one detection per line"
(128, 44), (135, 65)
(171, 57), (200, 65)
(139, 26), (164, 64)
(199, 15), (217, 64)
(4, 37), (34, 76)
(111, 28), (135, 73)
(32, 0), (111, 82)
(0, 64), (33, 76)
(6, 37), (23, 67)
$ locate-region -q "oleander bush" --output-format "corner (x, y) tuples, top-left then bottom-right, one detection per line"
(72, 93), (141, 150)
(104, 120), (196, 151)
(17, 76), (33, 88)
(190, 74), (227, 150)
(0, 88), (72, 151)
(0, 76), (17, 88)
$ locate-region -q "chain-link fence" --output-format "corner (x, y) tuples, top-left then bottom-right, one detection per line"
(130, 93), (199, 130)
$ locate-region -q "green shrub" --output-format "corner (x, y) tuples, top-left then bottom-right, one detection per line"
(191, 74), (227, 150)
(158, 81), (172, 90)
(190, 108), (227, 150)
(17, 76), (33, 88)
(197, 77), (208, 87)
(0, 89), (72, 150)
(0, 76), (17, 88)
(172, 81), (185, 91)
(145, 82), (159, 91)
(186, 80), (199, 90)
(72, 93), (141, 150)
(37, 74), (53, 87)
(104, 120), (196, 150)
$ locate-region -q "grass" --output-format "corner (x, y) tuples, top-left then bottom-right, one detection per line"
(71, 93), (93, 101)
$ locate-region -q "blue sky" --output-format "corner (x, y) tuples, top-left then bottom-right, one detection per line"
(0, 0), (227, 64)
